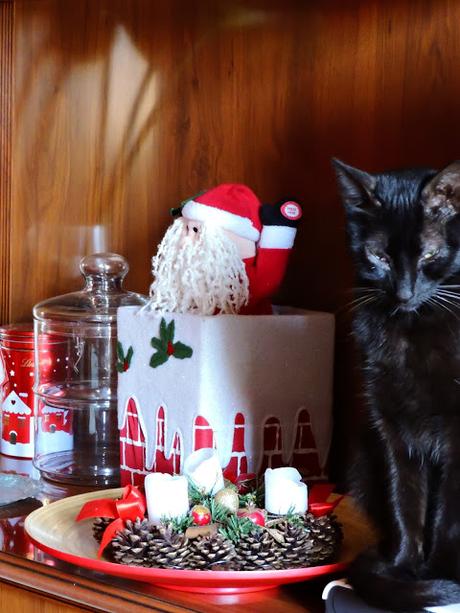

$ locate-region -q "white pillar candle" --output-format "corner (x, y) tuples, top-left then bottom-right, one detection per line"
(183, 448), (224, 495)
(144, 472), (189, 525)
(264, 467), (308, 515)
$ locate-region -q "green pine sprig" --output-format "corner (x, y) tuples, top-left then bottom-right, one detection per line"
(162, 514), (194, 533)
(238, 483), (264, 509)
(266, 507), (306, 529)
(209, 497), (232, 523)
(218, 514), (260, 544)
(188, 480), (212, 507)
(187, 479), (260, 543)
(283, 508), (306, 527)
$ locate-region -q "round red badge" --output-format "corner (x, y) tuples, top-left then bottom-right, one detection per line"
(280, 201), (302, 221)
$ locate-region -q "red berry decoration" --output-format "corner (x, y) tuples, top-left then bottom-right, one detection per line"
(237, 507), (266, 527)
(191, 504), (211, 526)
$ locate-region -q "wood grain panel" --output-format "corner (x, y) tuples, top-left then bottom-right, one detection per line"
(0, 0), (13, 324)
(0, 582), (88, 612)
(4, 0), (460, 480)
(9, 0), (460, 315)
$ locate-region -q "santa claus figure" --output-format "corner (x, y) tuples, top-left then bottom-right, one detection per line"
(149, 183), (302, 315)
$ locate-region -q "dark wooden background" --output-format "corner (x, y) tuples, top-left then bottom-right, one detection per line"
(2, 0), (460, 479)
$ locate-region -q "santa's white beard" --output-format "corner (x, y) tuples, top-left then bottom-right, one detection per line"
(148, 218), (249, 315)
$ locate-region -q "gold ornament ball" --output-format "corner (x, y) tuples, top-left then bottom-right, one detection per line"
(214, 487), (239, 513)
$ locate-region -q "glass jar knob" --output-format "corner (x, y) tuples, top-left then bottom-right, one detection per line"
(80, 253), (129, 292)
(80, 253), (129, 279)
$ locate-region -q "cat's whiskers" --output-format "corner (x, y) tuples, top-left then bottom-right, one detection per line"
(437, 289), (460, 301)
(429, 295), (460, 319)
(435, 296), (460, 315)
(348, 295), (380, 313)
(426, 296), (444, 316)
(435, 291), (460, 310)
(430, 285), (460, 317)
(339, 290), (383, 314)
(352, 287), (385, 294)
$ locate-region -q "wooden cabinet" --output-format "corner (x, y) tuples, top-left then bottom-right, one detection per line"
(4, 0), (460, 323)
(1, 0), (459, 607)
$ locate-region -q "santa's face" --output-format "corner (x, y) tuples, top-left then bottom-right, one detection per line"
(181, 219), (256, 259)
(148, 218), (250, 315)
(182, 219), (202, 242)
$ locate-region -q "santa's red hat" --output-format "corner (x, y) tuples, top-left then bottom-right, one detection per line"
(181, 184), (262, 242)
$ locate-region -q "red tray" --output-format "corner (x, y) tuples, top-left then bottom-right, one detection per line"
(25, 488), (374, 594)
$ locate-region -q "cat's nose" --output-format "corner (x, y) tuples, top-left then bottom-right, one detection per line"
(397, 288), (414, 303)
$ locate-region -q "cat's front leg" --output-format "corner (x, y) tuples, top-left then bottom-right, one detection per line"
(373, 426), (429, 574)
(425, 432), (460, 580)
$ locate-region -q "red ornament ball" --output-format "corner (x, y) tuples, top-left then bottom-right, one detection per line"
(237, 507), (266, 527)
(191, 504), (211, 526)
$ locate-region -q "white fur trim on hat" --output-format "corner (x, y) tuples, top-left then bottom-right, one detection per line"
(181, 200), (260, 242)
(258, 225), (296, 249)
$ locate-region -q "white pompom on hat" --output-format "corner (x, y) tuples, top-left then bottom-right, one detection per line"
(181, 183), (262, 242)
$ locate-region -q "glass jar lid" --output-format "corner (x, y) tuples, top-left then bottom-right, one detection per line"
(33, 253), (147, 325)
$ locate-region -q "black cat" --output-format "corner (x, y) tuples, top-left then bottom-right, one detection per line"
(334, 159), (460, 612)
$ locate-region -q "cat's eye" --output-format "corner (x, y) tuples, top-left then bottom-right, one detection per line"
(365, 246), (390, 266)
(421, 248), (439, 261)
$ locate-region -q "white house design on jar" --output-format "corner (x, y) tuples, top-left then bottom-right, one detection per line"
(1, 391), (34, 458)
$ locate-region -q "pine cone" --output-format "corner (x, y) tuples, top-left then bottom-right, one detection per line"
(272, 520), (315, 569)
(235, 528), (283, 571)
(111, 518), (158, 566)
(268, 512), (342, 569)
(301, 512), (343, 565)
(145, 526), (191, 569)
(92, 517), (113, 543)
(95, 512), (343, 572)
(187, 533), (236, 570)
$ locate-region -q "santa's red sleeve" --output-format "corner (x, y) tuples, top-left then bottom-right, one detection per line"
(243, 225), (297, 314)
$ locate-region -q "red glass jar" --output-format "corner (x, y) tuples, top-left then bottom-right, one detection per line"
(0, 324), (35, 458)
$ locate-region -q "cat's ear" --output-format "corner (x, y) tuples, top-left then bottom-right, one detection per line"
(422, 161), (460, 220)
(332, 158), (377, 213)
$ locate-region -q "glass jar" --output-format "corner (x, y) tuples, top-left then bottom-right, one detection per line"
(33, 253), (147, 486)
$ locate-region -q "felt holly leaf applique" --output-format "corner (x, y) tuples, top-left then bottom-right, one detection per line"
(150, 318), (193, 368)
(117, 342), (134, 373)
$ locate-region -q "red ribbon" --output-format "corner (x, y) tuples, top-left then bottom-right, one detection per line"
(223, 469), (257, 494)
(308, 483), (344, 517)
(76, 485), (146, 557)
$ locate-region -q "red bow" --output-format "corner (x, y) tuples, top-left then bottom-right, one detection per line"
(308, 483), (344, 517)
(223, 469), (257, 494)
(76, 485), (146, 557)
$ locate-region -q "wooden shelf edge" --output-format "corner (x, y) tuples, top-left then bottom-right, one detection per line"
(0, 551), (194, 613)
